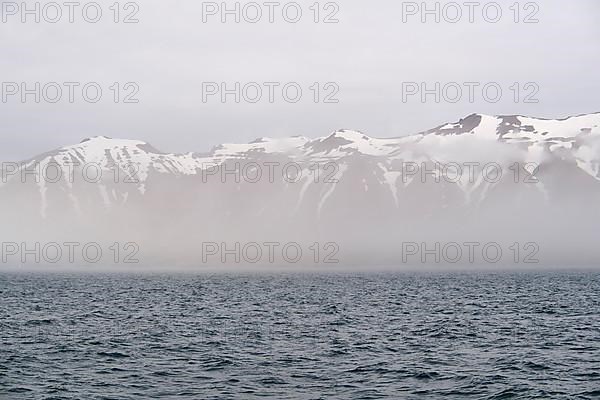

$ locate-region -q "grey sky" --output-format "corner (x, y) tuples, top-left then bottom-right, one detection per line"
(0, 0), (598, 160)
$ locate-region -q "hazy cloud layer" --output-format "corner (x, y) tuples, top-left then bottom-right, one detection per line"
(1, 0), (599, 160)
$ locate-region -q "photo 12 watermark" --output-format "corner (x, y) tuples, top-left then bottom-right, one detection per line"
(201, 82), (340, 104)
(201, 1), (340, 23)
(1, 161), (141, 185)
(401, 241), (540, 264)
(0, 1), (140, 23)
(201, 161), (340, 184)
(399, 162), (540, 185)
(1, 242), (140, 265)
(402, 82), (540, 104)
(201, 242), (340, 264)
(1, 82), (140, 104)
(401, 2), (540, 24)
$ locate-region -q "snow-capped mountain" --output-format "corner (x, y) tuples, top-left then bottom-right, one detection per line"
(2, 112), (600, 266)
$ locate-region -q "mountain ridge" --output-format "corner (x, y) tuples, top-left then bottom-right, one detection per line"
(29, 111), (600, 161)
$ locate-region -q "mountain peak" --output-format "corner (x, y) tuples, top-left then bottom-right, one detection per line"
(327, 129), (371, 141)
(80, 135), (112, 143)
(422, 112), (600, 141)
(78, 136), (146, 144)
(68, 136), (150, 153)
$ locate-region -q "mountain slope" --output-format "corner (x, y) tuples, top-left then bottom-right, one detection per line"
(1, 112), (599, 266)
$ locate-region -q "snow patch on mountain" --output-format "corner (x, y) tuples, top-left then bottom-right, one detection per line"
(5, 112), (600, 220)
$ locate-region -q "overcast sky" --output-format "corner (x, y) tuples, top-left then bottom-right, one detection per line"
(0, 0), (598, 160)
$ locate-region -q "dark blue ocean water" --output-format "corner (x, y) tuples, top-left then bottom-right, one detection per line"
(1, 272), (599, 399)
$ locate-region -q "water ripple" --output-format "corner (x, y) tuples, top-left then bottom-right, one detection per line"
(1, 271), (599, 399)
